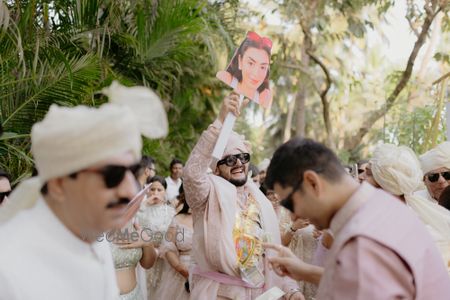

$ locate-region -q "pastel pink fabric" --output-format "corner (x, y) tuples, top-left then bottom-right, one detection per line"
(184, 120), (298, 300)
(317, 183), (450, 299)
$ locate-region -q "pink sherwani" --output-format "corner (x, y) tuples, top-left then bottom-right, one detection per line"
(317, 183), (450, 299)
(184, 120), (298, 299)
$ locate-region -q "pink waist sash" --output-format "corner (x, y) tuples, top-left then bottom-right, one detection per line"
(191, 266), (262, 289)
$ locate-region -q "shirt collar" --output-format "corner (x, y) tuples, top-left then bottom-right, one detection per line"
(329, 182), (374, 236)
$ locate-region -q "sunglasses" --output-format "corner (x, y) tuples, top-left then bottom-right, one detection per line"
(0, 190), (11, 204)
(426, 171), (450, 183)
(279, 168), (324, 212)
(217, 153), (251, 167)
(77, 163), (140, 188)
(280, 181), (301, 213)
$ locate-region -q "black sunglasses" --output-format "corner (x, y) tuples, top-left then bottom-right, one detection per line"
(280, 181), (301, 213)
(279, 168), (324, 212)
(0, 191), (11, 204)
(75, 163), (140, 188)
(217, 153), (251, 167)
(426, 171), (450, 183)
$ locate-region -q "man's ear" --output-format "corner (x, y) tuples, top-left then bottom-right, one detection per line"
(46, 177), (67, 203)
(303, 170), (322, 197)
(214, 166), (220, 176)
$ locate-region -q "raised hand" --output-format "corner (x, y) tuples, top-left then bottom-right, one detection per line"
(218, 92), (250, 123)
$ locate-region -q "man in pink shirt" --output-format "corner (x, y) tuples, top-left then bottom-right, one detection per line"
(264, 138), (450, 299)
(183, 94), (302, 299)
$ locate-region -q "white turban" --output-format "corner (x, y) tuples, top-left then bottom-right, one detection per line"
(370, 143), (450, 242)
(211, 131), (251, 171)
(370, 144), (423, 196)
(1, 81), (168, 222)
(32, 81), (168, 181)
(223, 131), (251, 157)
(419, 142), (450, 175)
(258, 158), (270, 172)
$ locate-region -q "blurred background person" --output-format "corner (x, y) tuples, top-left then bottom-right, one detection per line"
(134, 156), (156, 189)
(165, 158), (183, 207)
(155, 184), (192, 300)
(137, 176), (175, 300)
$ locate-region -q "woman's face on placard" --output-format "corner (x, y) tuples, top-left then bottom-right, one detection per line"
(238, 47), (269, 92)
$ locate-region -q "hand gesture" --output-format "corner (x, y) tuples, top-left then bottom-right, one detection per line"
(264, 243), (320, 283)
(218, 92), (250, 123)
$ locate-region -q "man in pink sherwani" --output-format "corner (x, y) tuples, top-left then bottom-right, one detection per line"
(183, 93), (302, 300)
(264, 138), (450, 299)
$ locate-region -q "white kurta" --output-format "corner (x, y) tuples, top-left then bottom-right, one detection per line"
(0, 198), (119, 300)
(165, 176), (182, 202)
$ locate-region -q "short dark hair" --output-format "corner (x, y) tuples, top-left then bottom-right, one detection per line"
(0, 169), (10, 182)
(265, 138), (346, 189)
(147, 175), (167, 190)
(134, 155), (156, 178)
(170, 158), (183, 170)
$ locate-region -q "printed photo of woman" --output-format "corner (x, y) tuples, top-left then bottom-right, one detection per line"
(217, 31), (273, 109)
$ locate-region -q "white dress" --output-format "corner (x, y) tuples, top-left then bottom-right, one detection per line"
(137, 203), (175, 300)
(289, 224), (319, 300)
(154, 217), (193, 300)
(0, 199), (119, 300)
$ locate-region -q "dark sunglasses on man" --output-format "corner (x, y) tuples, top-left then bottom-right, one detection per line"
(426, 171), (450, 183)
(217, 153), (251, 167)
(0, 190), (11, 204)
(72, 163), (141, 188)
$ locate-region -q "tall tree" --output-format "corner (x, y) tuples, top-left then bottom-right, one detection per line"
(344, 0), (446, 151)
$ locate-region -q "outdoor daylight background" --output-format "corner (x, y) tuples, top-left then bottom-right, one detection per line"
(0, 0), (449, 182)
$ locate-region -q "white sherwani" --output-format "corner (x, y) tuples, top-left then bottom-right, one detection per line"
(0, 199), (119, 300)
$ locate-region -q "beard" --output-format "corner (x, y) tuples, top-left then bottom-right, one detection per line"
(229, 177), (247, 187)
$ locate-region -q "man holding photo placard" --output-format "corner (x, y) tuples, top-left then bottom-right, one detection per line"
(183, 93), (303, 300)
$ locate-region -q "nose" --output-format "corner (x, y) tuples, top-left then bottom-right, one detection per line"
(116, 171), (139, 199)
(235, 158), (243, 166)
(437, 174), (448, 185)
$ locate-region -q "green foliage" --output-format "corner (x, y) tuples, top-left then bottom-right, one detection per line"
(0, 0), (237, 181)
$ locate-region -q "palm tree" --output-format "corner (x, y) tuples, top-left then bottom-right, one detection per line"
(0, 0), (237, 182)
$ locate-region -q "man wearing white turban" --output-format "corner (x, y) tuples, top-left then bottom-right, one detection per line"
(0, 81), (168, 300)
(418, 141), (450, 204)
(370, 143), (450, 273)
(257, 158), (271, 185)
(183, 93), (302, 300)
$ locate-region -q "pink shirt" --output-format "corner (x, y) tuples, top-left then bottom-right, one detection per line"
(317, 183), (450, 299)
(183, 120), (298, 299)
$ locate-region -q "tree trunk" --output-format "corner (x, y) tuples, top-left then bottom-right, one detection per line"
(344, 2), (442, 151)
(283, 95), (296, 142)
(306, 49), (334, 148)
(295, 32), (312, 138)
(406, 12), (443, 109)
